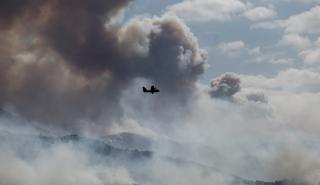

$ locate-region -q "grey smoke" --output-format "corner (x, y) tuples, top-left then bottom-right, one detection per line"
(0, 0), (207, 132)
(209, 73), (241, 99)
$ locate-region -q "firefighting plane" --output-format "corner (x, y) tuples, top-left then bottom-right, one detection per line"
(142, 85), (160, 94)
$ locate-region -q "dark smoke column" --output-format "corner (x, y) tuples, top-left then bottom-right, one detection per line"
(0, 0), (207, 132)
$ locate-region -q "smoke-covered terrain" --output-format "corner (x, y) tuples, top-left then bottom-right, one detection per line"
(1, 0), (320, 185)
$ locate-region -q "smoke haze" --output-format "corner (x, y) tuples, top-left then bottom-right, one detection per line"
(0, 1), (320, 185)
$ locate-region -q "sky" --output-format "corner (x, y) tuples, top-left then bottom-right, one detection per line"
(125, 0), (320, 81)
(1, 0), (320, 185)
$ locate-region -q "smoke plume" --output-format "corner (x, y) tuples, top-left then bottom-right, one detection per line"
(209, 73), (241, 99)
(0, 0), (207, 131)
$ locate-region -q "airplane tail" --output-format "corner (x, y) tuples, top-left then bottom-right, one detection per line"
(142, 87), (147, 92)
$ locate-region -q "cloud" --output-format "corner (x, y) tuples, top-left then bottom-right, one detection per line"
(243, 6), (277, 21)
(217, 41), (293, 65)
(282, 6), (320, 34)
(240, 68), (320, 93)
(299, 48), (320, 65)
(283, 0), (320, 3)
(299, 37), (320, 65)
(252, 6), (320, 35)
(248, 47), (262, 56)
(218, 40), (246, 55)
(268, 58), (294, 65)
(278, 34), (312, 51)
(167, 0), (248, 22)
(250, 20), (283, 30)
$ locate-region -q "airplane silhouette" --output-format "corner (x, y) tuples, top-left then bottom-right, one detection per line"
(142, 85), (160, 94)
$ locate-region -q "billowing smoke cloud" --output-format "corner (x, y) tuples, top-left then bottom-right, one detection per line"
(209, 73), (241, 99)
(2, 1), (320, 185)
(0, 0), (207, 131)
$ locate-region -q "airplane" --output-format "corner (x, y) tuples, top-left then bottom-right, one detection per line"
(142, 85), (160, 94)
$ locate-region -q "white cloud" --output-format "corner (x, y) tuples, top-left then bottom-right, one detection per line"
(250, 20), (283, 30)
(283, 6), (320, 34)
(218, 40), (246, 55)
(283, 0), (320, 3)
(298, 37), (320, 65)
(315, 37), (320, 46)
(240, 68), (320, 92)
(278, 34), (311, 50)
(246, 46), (293, 65)
(251, 6), (320, 34)
(251, 6), (320, 65)
(248, 47), (261, 56)
(243, 6), (277, 21)
(217, 41), (293, 65)
(269, 58), (294, 64)
(299, 48), (320, 65)
(168, 0), (248, 22)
